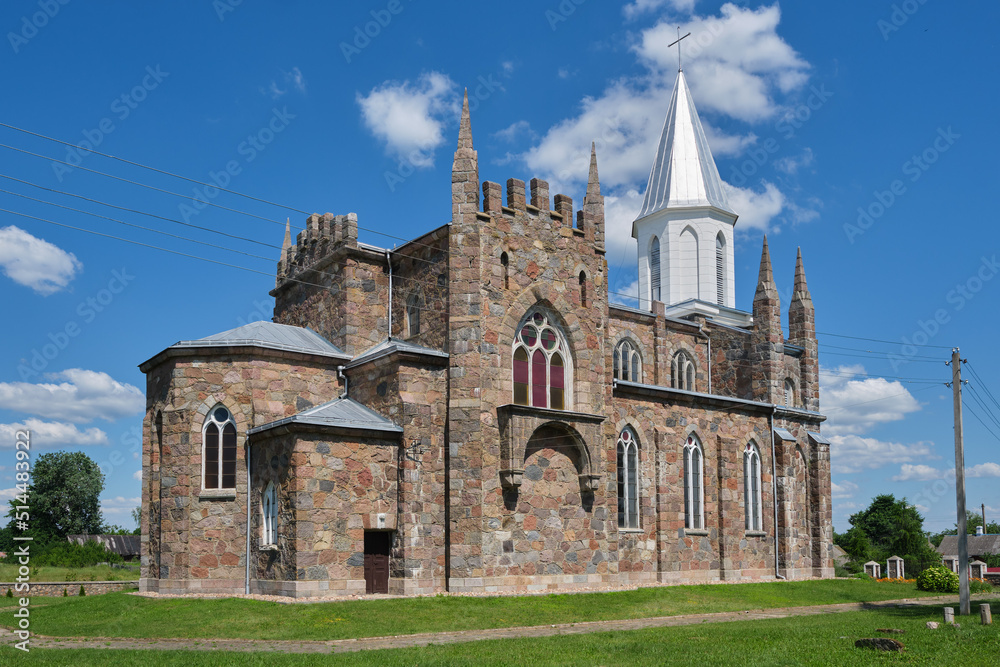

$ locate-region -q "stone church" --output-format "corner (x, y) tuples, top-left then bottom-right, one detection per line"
(139, 69), (833, 597)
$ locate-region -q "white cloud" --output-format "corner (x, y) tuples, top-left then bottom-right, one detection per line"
(820, 365), (922, 436)
(357, 71), (459, 167)
(774, 148), (814, 175)
(0, 369), (144, 423)
(831, 480), (859, 499)
(132, 469), (142, 481)
(624, 0), (696, 20)
(892, 461), (1000, 481)
(723, 181), (785, 233)
(101, 495), (140, 516)
(0, 419), (108, 449)
(264, 67), (307, 99)
(0, 226), (82, 295)
(892, 463), (949, 482)
(969, 462), (1000, 478)
(634, 4), (810, 122)
(493, 120), (533, 143)
(829, 434), (935, 474)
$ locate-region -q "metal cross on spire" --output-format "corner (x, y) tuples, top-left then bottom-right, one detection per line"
(668, 27), (692, 72)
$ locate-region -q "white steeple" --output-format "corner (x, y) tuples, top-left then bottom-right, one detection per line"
(632, 69), (740, 319)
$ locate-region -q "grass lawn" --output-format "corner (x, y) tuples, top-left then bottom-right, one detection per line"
(0, 564), (139, 582)
(1, 604), (997, 665)
(0, 579), (973, 642)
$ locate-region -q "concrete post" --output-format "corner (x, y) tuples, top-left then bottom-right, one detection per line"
(943, 607), (955, 624)
(981, 604), (992, 625)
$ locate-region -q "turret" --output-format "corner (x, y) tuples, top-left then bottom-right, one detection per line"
(789, 248), (819, 412)
(583, 143), (605, 250)
(452, 89), (479, 225)
(750, 236), (784, 403)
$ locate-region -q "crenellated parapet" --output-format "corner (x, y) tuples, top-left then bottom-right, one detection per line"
(276, 212), (359, 287)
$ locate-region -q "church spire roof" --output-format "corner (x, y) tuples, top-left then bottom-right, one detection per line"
(282, 217), (292, 252)
(586, 142), (601, 199)
(457, 88), (474, 152)
(635, 70), (735, 221)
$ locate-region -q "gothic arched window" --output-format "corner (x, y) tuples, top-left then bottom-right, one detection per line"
(614, 339), (642, 383)
(512, 311), (570, 410)
(407, 293), (421, 337)
(262, 481), (278, 546)
(649, 236), (661, 303)
(203, 405), (237, 490)
(671, 350), (696, 391)
(784, 379), (795, 407)
(744, 442), (762, 531)
(617, 428), (639, 529)
(683, 435), (704, 530)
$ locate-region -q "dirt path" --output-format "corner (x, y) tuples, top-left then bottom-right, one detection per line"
(3, 595), (992, 655)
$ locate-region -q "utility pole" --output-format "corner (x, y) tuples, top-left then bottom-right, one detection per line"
(950, 348), (970, 615)
(983, 503), (987, 533)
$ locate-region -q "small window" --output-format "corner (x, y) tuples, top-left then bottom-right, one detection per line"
(617, 428), (639, 529)
(262, 481), (278, 546)
(671, 351), (696, 391)
(649, 236), (661, 303)
(501, 252), (509, 289)
(203, 406), (237, 490)
(784, 379), (795, 407)
(614, 339), (642, 383)
(716, 233), (726, 306)
(579, 271), (587, 307)
(744, 443), (762, 532)
(684, 435), (704, 530)
(407, 293), (421, 337)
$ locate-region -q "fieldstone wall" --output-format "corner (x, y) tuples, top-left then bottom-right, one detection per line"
(389, 225), (450, 352)
(273, 213), (390, 357)
(141, 352), (340, 595)
(0, 581), (138, 596)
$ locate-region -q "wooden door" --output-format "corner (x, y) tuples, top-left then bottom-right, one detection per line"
(363, 531), (390, 594)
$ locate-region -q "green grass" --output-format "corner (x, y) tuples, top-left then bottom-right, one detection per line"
(1, 604), (997, 665)
(0, 579), (966, 642)
(0, 564), (139, 582)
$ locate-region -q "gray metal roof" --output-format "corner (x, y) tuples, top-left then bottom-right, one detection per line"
(773, 427), (797, 442)
(344, 338), (449, 370)
(635, 70), (736, 222)
(67, 534), (140, 556)
(171, 321), (348, 359)
(249, 397), (402, 436)
(937, 534), (1000, 556)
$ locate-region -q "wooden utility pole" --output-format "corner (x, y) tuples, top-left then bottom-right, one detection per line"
(951, 348), (970, 615)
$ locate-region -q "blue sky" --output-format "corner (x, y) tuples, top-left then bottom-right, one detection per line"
(0, 1), (997, 533)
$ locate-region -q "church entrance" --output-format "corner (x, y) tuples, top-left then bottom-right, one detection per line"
(363, 531), (391, 594)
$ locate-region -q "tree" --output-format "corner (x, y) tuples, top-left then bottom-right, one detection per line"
(5, 451), (105, 543)
(835, 494), (941, 574)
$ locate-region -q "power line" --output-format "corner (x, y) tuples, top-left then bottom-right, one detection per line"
(966, 363), (1000, 413)
(0, 187), (276, 263)
(0, 172), (279, 250)
(965, 384), (1000, 433)
(814, 329), (953, 349)
(817, 342), (944, 361)
(962, 399), (1000, 444)
(0, 142), (287, 227)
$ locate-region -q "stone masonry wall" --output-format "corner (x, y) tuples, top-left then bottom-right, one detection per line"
(141, 352), (340, 594)
(390, 225), (449, 352)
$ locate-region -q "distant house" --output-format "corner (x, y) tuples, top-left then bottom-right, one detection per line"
(67, 534), (140, 560)
(936, 534), (1000, 567)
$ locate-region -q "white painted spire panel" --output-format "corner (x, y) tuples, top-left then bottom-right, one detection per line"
(637, 70), (735, 219)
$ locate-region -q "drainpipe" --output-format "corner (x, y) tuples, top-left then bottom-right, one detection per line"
(244, 436), (252, 594)
(770, 405), (785, 580)
(338, 365), (348, 400)
(386, 250), (393, 341)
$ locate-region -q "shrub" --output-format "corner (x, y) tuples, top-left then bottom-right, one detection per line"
(916, 566), (959, 593)
(970, 578), (994, 594)
(33, 540), (123, 568)
(62, 588), (68, 597)
(5, 588), (11, 598)
(79, 585), (86, 597)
